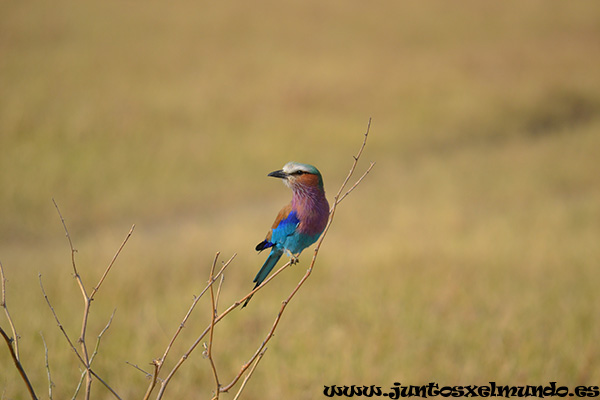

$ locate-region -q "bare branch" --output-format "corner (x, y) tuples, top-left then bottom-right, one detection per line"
(81, 225), (133, 399)
(162, 253), (236, 364)
(90, 225), (135, 300)
(141, 360), (160, 400)
(52, 199), (87, 298)
(155, 257), (294, 398)
(92, 309), (116, 363)
(74, 308), (117, 393)
(126, 361), (154, 379)
(72, 372), (85, 400)
(232, 348), (267, 400)
(220, 263), (309, 392)
(332, 117), (372, 206)
(52, 199), (94, 397)
(0, 327), (38, 399)
(1, 261), (20, 360)
(40, 333), (54, 400)
(52, 201), (132, 400)
(39, 273), (85, 364)
(336, 161), (375, 205)
(0, 263), (38, 399)
(87, 369), (122, 400)
(40, 276), (122, 400)
(214, 275), (225, 315)
(141, 360), (161, 400)
(145, 253), (236, 400)
(207, 253), (221, 398)
(74, 364), (123, 400)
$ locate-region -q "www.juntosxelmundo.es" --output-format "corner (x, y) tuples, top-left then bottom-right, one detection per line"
(323, 382), (599, 398)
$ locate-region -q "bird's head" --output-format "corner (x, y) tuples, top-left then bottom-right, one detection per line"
(268, 161), (324, 190)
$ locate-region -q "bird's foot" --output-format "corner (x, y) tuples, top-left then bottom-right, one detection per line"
(285, 249), (300, 265)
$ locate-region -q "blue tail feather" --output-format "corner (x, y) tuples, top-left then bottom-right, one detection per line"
(253, 249), (283, 285)
(243, 249), (283, 308)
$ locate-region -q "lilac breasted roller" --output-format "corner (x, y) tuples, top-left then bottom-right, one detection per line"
(243, 162), (329, 307)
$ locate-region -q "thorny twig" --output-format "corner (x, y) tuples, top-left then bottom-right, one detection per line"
(153, 257), (295, 399)
(141, 253), (236, 400)
(46, 201), (133, 400)
(73, 310), (116, 399)
(40, 274), (123, 399)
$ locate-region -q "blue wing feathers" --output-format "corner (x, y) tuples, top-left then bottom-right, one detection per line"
(271, 210), (300, 242)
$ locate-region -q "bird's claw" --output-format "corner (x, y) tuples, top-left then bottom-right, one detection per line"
(285, 249), (300, 264)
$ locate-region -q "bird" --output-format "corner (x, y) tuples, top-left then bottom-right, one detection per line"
(243, 162), (330, 307)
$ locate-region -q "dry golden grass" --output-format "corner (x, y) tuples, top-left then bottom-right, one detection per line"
(1, 1), (600, 398)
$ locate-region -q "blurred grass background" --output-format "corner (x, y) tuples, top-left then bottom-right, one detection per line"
(1, 0), (600, 398)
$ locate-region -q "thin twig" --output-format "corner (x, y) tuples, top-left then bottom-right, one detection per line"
(39, 273), (86, 365)
(333, 117), (372, 207)
(0, 262), (37, 400)
(1, 261), (20, 360)
(92, 309), (116, 363)
(89, 369), (123, 400)
(80, 310), (121, 400)
(220, 262), (309, 392)
(162, 253), (235, 363)
(155, 258), (294, 399)
(82, 224), (133, 399)
(41, 333), (54, 400)
(72, 371), (85, 400)
(52, 199), (93, 398)
(52, 200), (131, 400)
(0, 327), (38, 400)
(52, 199), (81, 284)
(336, 161), (375, 205)
(1, 262), (38, 399)
(126, 361), (154, 379)
(90, 226), (135, 300)
(73, 368), (123, 400)
(214, 275), (225, 315)
(232, 348), (267, 400)
(207, 253), (221, 398)
(42, 272), (121, 400)
(144, 253), (236, 400)
(141, 360), (160, 399)
(74, 309), (117, 395)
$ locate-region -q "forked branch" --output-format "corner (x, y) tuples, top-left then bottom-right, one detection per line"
(43, 201), (133, 400)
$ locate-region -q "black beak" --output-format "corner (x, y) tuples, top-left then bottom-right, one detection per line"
(267, 169), (288, 179)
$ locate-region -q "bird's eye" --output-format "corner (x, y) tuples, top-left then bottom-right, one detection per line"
(293, 170), (305, 175)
